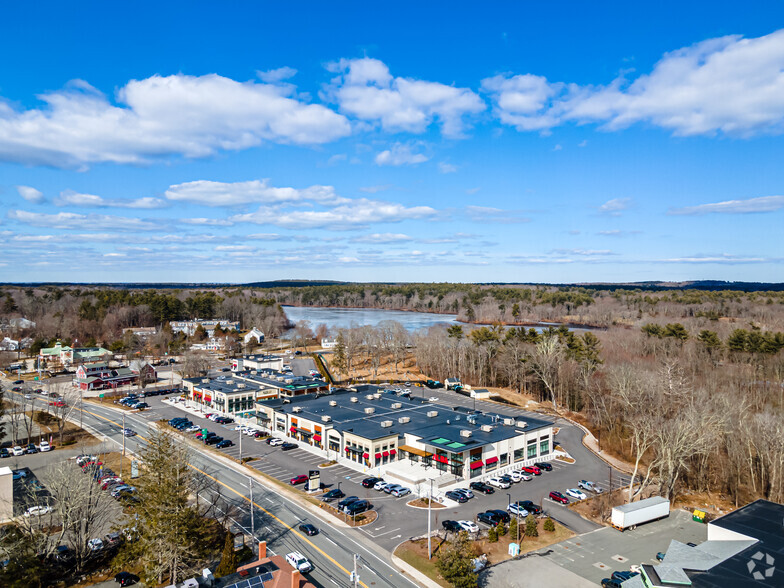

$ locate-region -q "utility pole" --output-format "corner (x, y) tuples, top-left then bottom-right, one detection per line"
(427, 479), (433, 559)
(239, 426), (242, 462)
(352, 554), (359, 588)
(249, 475), (255, 539)
(122, 412), (126, 458)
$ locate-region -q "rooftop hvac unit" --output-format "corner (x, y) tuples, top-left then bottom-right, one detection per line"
(364, 407), (375, 414)
(427, 411), (438, 418)
(251, 370), (257, 375)
(503, 418), (514, 426)
(201, 378), (209, 383)
(321, 415), (332, 422)
(481, 424), (493, 432)
(391, 402), (402, 409)
(398, 416), (411, 424)
(329, 400), (337, 407)
(366, 394), (375, 400)
(292, 407), (302, 413)
(237, 383), (245, 389)
(460, 429), (472, 438)
(350, 397), (358, 403)
(516, 421), (527, 428)
(380, 420), (393, 427)
(374, 393), (381, 399)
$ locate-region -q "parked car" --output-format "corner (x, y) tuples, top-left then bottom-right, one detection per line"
(549, 491), (569, 504)
(345, 500), (371, 515)
(391, 486), (411, 497)
(656, 552), (666, 562)
(253, 431), (266, 438)
(285, 551), (312, 573)
(362, 477), (382, 488)
(321, 489), (345, 502)
(469, 481), (495, 494)
(24, 505), (53, 517)
(521, 466), (542, 475)
(578, 479), (605, 493)
(446, 490), (469, 503)
(39, 441), (51, 452)
(458, 520), (479, 533)
(508, 503), (529, 517)
(477, 511), (503, 526)
(0, 448), (8, 458)
(566, 488), (588, 500)
(487, 476), (511, 489)
(499, 474), (515, 486)
(611, 571), (639, 582)
(299, 523), (318, 536)
(134, 402), (149, 410)
(11, 446), (23, 457)
(290, 474), (309, 485)
(533, 462), (553, 471)
(114, 571), (140, 586)
(488, 509), (511, 523)
(338, 496), (360, 509)
(518, 501), (542, 515)
(601, 579), (623, 588)
(25, 443), (38, 454)
(88, 538), (104, 551)
(267, 437), (284, 446)
(281, 442), (297, 451)
(442, 520), (463, 532)
(205, 436), (223, 445)
(374, 481), (391, 492)
(186, 425), (201, 432)
(384, 484), (402, 494)
(453, 488), (474, 499)
(216, 439), (234, 449)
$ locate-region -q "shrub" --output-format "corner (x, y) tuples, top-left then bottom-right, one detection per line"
(543, 517), (555, 532)
(487, 526), (498, 543)
(508, 516), (518, 539)
(496, 521), (507, 537)
(525, 514), (538, 537)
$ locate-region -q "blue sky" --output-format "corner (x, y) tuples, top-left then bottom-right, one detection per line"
(1, 1), (783, 283)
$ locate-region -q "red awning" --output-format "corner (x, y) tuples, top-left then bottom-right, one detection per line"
(382, 451), (389, 457)
(345, 447), (351, 452)
(485, 457), (498, 465)
(434, 455), (448, 463)
(204, 395), (212, 403)
(313, 434), (321, 442)
(289, 426), (297, 433)
(470, 460), (484, 470)
(363, 452), (370, 459)
(375, 453), (382, 460)
(389, 449), (396, 455)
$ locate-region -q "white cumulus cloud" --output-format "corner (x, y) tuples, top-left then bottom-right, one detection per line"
(165, 179), (347, 207)
(325, 57), (485, 137)
(7, 210), (162, 231)
(16, 185), (45, 203)
(375, 143), (429, 166)
(483, 29), (784, 137)
(0, 74), (351, 168)
(668, 195), (784, 215)
(56, 190), (165, 208)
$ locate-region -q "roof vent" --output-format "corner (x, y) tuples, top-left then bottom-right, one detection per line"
(380, 420), (393, 428)
(374, 393), (381, 399)
(481, 424), (493, 432)
(329, 400), (337, 407)
(398, 416), (411, 424)
(366, 394), (375, 400)
(391, 402), (402, 409)
(237, 383), (245, 389)
(364, 407), (375, 414)
(516, 421), (527, 428)
(350, 396), (358, 403)
(251, 370), (257, 375)
(503, 418), (514, 426)
(321, 415), (332, 422)
(460, 429), (472, 438)
(201, 378), (209, 383)
(427, 411), (438, 418)
(292, 406), (302, 413)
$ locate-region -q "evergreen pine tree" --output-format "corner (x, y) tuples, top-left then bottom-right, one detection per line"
(525, 514), (538, 537)
(508, 516), (518, 540)
(435, 531), (478, 588)
(487, 526), (498, 542)
(496, 520), (507, 537)
(543, 517), (556, 532)
(215, 531), (239, 577)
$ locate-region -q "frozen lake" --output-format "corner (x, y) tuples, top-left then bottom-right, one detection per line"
(282, 305), (459, 332)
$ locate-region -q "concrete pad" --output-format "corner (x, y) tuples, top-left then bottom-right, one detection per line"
(480, 556), (595, 588)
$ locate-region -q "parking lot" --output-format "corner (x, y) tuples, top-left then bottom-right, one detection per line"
(138, 391), (634, 551)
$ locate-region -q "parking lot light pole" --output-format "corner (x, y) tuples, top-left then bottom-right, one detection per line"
(427, 479), (433, 560)
(249, 475), (255, 539)
(507, 493), (511, 508)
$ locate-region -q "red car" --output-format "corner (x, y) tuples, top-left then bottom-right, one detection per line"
(521, 466), (542, 475)
(549, 491), (569, 504)
(49, 400), (66, 407)
(290, 474), (308, 485)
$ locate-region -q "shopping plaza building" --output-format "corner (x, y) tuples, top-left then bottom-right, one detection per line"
(252, 385), (555, 481)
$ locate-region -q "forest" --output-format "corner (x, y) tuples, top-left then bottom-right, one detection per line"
(1, 282), (783, 505)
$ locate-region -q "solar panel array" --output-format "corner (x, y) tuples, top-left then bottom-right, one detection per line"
(224, 571), (273, 588)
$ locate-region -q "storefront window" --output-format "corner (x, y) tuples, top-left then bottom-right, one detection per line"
(470, 466), (482, 479)
(527, 444), (537, 459)
(514, 448), (525, 462)
(500, 453), (508, 465)
(540, 439), (550, 455)
(486, 460), (497, 471)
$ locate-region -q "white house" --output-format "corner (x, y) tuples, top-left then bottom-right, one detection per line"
(321, 338), (338, 349)
(0, 337), (19, 351)
(244, 327), (265, 345)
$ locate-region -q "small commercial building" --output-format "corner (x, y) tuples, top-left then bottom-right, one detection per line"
(252, 386), (554, 480)
(73, 362), (137, 390)
(243, 327), (265, 345)
(169, 319), (240, 337)
(232, 354), (284, 372)
(40, 342), (112, 370)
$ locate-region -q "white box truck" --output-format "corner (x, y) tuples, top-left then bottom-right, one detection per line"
(611, 496), (670, 531)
